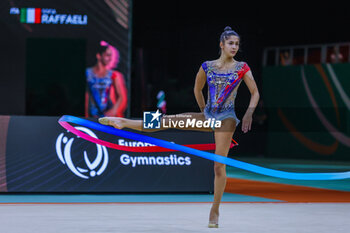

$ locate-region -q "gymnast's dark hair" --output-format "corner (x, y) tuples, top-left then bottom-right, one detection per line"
(220, 26), (240, 43)
(96, 44), (109, 55)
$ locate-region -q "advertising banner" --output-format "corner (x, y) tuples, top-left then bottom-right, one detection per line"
(1, 116), (214, 193)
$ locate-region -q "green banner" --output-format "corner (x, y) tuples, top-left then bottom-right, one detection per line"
(262, 64), (350, 160)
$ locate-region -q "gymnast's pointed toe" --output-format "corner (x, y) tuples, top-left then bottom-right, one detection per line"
(208, 222), (219, 228)
(98, 117), (110, 125)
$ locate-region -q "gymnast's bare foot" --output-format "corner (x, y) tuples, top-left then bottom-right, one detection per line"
(208, 209), (219, 228)
(98, 117), (126, 129)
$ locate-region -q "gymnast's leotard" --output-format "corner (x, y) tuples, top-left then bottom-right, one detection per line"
(86, 68), (114, 117)
(202, 60), (250, 125)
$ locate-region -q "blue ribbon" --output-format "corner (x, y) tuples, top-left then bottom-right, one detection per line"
(59, 115), (350, 180)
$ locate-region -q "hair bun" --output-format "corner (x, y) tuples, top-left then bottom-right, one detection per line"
(224, 26), (232, 31)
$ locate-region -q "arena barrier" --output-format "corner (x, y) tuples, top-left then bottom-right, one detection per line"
(262, 63), (350, 160)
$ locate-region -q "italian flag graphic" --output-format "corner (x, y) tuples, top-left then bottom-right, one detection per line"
(20, 8), (41, 24)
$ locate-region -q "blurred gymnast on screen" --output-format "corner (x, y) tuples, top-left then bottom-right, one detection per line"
(99, 27), (260, 228)
(85, 41), (128, 118)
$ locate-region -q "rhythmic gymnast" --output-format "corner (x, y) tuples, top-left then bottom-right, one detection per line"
(85, 41), (128, 118)
(99, 26), (260, 228)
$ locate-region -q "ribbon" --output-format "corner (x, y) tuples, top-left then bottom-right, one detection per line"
(59, 115), (350, 180)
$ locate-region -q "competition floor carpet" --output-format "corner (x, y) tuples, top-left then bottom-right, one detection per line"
(1, 158), (350, 232)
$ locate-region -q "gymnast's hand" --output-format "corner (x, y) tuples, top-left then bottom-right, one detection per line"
(241, 113), (252, 133)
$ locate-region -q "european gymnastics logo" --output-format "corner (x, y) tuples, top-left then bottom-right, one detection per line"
(10, 7), (88, 25)
(56, 126), (108, 179)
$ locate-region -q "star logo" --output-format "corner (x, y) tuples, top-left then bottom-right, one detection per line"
(151, 109), (162, 122)
(143, 110), (162, 129)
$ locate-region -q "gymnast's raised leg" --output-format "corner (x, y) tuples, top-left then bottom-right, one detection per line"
(98, 112), (213, 132)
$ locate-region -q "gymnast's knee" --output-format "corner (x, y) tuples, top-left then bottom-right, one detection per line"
(214, 163), (226, 178)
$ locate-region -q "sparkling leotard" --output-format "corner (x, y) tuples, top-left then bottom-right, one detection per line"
(202, 60), (250, 125)
(86, 68), (113, 117)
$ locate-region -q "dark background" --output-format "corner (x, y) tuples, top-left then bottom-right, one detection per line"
(1, 1), (349, 117)
(129, 1), (350, 117)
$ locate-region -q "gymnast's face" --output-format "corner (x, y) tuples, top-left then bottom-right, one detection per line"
(220, 35), (240, 58)
(98, 47), (113, 67)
